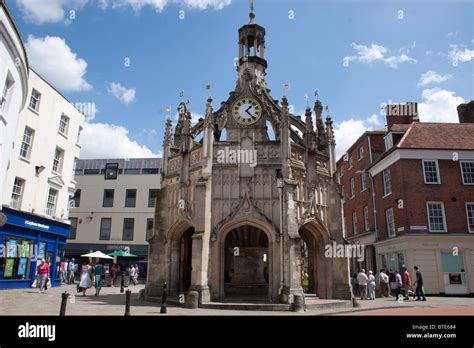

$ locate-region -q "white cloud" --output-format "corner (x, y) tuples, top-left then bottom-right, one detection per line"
(448, 45), (474, 63)
(366, 113), (381, 126)
(16, 0), (88, 24)
(344, 42), (417, 68)
(25, 35), (92, 92)
(99, 0), (231, 12)
(418, 88), (465, 123)
(417, 70), (452, 87)
(447, 31), (459, 38)
(80, 122), (160, 158)
(334, 118), (370, 159)
(107, 82), (136, 105)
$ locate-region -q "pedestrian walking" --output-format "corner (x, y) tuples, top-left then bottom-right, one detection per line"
(36, 258), (49, 294)
(378, 268), (390, 298)
(413, 266), (427, 301)
(68, 258), (76, 284)
(351, 272), (359, 297)
(367, 270), (376, 300)
(110, 263), (117, 287)
(60, 259), (68, 283)
(94, 260), (105, 296)
(403, 265), (412, 299)
(357, 269), (368, 300)
(395, 270), (403, 300)
(79, 260), (93, 296)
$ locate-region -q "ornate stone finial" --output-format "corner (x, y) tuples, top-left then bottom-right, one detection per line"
(314, 99), (325, 135)
(164, 118), (173, 147)
(305, 106), (314, 132)
(204, 97), (214, 128)
(326, 111), (335, 145)
(249, 0), (255, 24)
(280, 96), (289, 128)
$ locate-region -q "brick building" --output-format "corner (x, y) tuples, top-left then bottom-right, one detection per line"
(337, 101), (474, 295)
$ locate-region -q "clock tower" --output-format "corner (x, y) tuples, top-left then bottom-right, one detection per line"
(146, 3), (352, 307)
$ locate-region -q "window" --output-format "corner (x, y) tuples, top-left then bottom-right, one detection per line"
(52, 147), (64, 173)
(124, 168), (141, 175)
(45, 188), (58, 216)
(460, 161), (474, 185)
(427, 202), (447, 232)
(1, 72), (15, 112)
(69, 218), (78, 240)
(125, 189), (137, 208)
(382, 169), (392, 196)
(73, 189), (81, 208)
(339, 167), (343, 178)
(422, 160), (440, 184)
(58, 115), (69, 135)
(148, 189), (159, 208)
(341, 186), (345, 198)
(466, 203), (474, 233)
(350, 178), (355, 198)
(10, 177), (25, 209)
(104, 163), (119, 180)
(84, 169), (100, 175)
(20, 127), (34, 159)
(359, 146), (364, 160)
(122, 218), (135, 241)
(77, 126), (82, 144)
(363, 206), (369, 231)
(360, 172), (367, 191)
(99, 218), (112, 240)
(352, 212), (357, 234)
(146, 218), (154, 241)
(348, 156), (353, 169)
(386, 208), (396, 237)
(142, 168), (159, 174)
(384, 134), (393, 151)
(28, 89), (41, 111)
(103, 189), (114, 207)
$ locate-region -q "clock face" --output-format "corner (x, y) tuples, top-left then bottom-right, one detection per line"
(232, 97), (262, 125)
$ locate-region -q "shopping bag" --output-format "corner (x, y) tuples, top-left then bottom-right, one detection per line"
(46, 279), (52, 289)
(31, 278), (37, 288)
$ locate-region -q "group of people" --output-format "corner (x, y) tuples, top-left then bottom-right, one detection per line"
(59, 258), (78, 284)
(351, 265), (427, 301)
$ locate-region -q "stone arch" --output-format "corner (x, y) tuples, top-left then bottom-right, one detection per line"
(167, 219), (195, 296)
(298, 218), (334, 299)
(215, 217), (277, 301)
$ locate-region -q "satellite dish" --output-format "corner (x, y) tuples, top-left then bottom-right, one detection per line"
(0, 213), (7, 227)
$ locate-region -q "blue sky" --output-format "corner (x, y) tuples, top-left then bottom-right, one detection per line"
(8, 0), (474, 159)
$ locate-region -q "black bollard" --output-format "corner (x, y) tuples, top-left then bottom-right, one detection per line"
(125, 289), (131, 316)
(59, 292), (70, 316)
(120, 274), (124, 293)
(160, 282), (167, 314)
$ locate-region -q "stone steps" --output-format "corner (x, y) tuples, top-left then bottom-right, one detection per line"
(201, 302), (290, 311)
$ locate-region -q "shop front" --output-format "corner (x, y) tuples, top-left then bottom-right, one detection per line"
(0, 207), (70, 290)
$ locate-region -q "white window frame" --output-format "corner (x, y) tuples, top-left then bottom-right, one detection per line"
(426, 201), (447, 233)
(460, 160), (474, 185)
(52, 147), (64, 173)
(20, 127), (34, 159)
(1, 72), (15, 112)
(10, 177), (25, 209)
(45, 188), (58, 216)
(350, 178), (355, 198)
(386, 208), (396, 238)
(384, 133), (393, 151)
(28, 88), (41, 112)
(363, 206), (369, 231)
(348, 156), (353, 169)
(360, 172), (367, 192)
(352, 211), (357, 234)
(58, 114), (69, 136)
(465, 203), (474, 233)
(422, 159), (441, 184)
(77, 126), (83, 144)
(358, 146), (364, 160)
(382, 169), (392, 197)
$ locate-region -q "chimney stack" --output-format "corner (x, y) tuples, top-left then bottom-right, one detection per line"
(457, 101), (474, 123)
(385, 102), (418, 130)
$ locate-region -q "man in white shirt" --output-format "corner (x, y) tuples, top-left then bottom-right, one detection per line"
(378, 268), (390, 298)
(357, 269), (368, 300)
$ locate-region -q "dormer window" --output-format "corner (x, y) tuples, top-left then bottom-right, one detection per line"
(384, 133), (393, 151)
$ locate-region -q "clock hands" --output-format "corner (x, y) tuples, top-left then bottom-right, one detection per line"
(245, 105), (254, 118)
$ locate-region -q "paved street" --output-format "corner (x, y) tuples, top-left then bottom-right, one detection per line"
(1, 284), (473, 316)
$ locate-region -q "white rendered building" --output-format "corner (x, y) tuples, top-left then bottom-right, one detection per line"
(67, 158), (162, 271)
(0, 0), (28, 209)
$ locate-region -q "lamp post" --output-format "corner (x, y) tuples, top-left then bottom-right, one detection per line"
(276, 169), (285, 302)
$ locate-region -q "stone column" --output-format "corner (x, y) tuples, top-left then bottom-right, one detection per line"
(189, 231), (210, 304)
